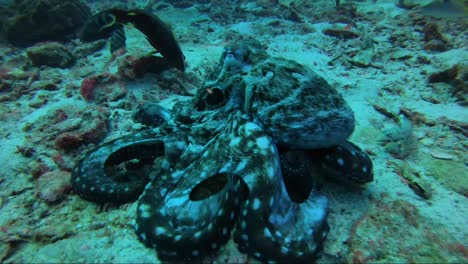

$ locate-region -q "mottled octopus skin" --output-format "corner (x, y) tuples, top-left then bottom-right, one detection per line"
(314, 140), (374, 184)
(137, 112), (285, 260)
(248, 58), (355, 149)
(71, 130), (163, 203)
(71, 40), (374, 263)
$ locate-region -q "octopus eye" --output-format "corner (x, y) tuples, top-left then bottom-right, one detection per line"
(205, 87), (225, 107)
(190, 173), (228, 201)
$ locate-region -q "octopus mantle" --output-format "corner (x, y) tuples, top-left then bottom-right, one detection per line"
(72, 40), (373, 263)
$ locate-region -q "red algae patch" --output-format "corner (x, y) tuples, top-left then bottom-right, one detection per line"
(23, 103), (110, 152)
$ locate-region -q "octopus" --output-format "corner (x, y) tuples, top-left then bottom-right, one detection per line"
(71, 39), (373, 263)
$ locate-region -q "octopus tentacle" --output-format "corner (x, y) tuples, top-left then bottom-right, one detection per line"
(135, 171), (245, 261)
(235, 189), (329, 263)
(310, 140), (374, 185)
(134, 112), (257, 261)
(71, 130), (183, 203)
(234, 147), (329, 263)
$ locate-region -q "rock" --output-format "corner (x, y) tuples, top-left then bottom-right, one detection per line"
(390, 49), (414, 61)
(424, 39), (448, 52)
(79, 74), (127, 102)
(421, 83), (452, 104)
(118, 55), (175, 79)
(422, 22), (450, 52)
(55, 133), (85, 152)
(391, 160), (433, 200)
(429, 64), (460, 83)
(28, 92), (49, 108)
(423, 157), (467, 196)
(428, 63), (467, 105)
(35, 170), (72, 204)
(26, 42), (75, 68)
(54, 107), (110, 151)
(3, 0), (91, 47)
(73, 40), (107, 58)
(371, 99), (400, 121)
(423, 22), (444, 42)
(31, 163), (50, 179)
(0, 241), (11, 262)
(349, 48), (380, 68)
(430, 151), (456, 160)
(170, 1), (194, 8)
(79, 77), (98, 101)
(30, 80), (59, 91)
(52, 152), (74, 171)
(323, 28), (359, 39)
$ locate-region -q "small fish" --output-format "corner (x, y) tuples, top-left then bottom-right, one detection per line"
(79, 11), (126, 54)
(80, 8), (185, 71)
(109, 27), (126, 54)
(105, 8), (186, 71)
(79, 11), (121, 42)
(418, 0), (467, 18)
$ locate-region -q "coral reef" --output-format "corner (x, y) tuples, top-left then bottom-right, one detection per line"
(26, 42), (75, 68)
(1, 0), (91, 47)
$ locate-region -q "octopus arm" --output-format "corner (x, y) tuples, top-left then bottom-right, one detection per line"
(134, 114), (252, 261)
(233, 156), (329, 263)
(71, 131), (169, 203)
(224, 114), (329, 263)
(312, 140), (374, 185)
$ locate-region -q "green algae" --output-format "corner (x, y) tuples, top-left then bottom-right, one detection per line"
(423, 157), (468, 196)
(394, 160), (433, 199)
(348, 199), (466, 263)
